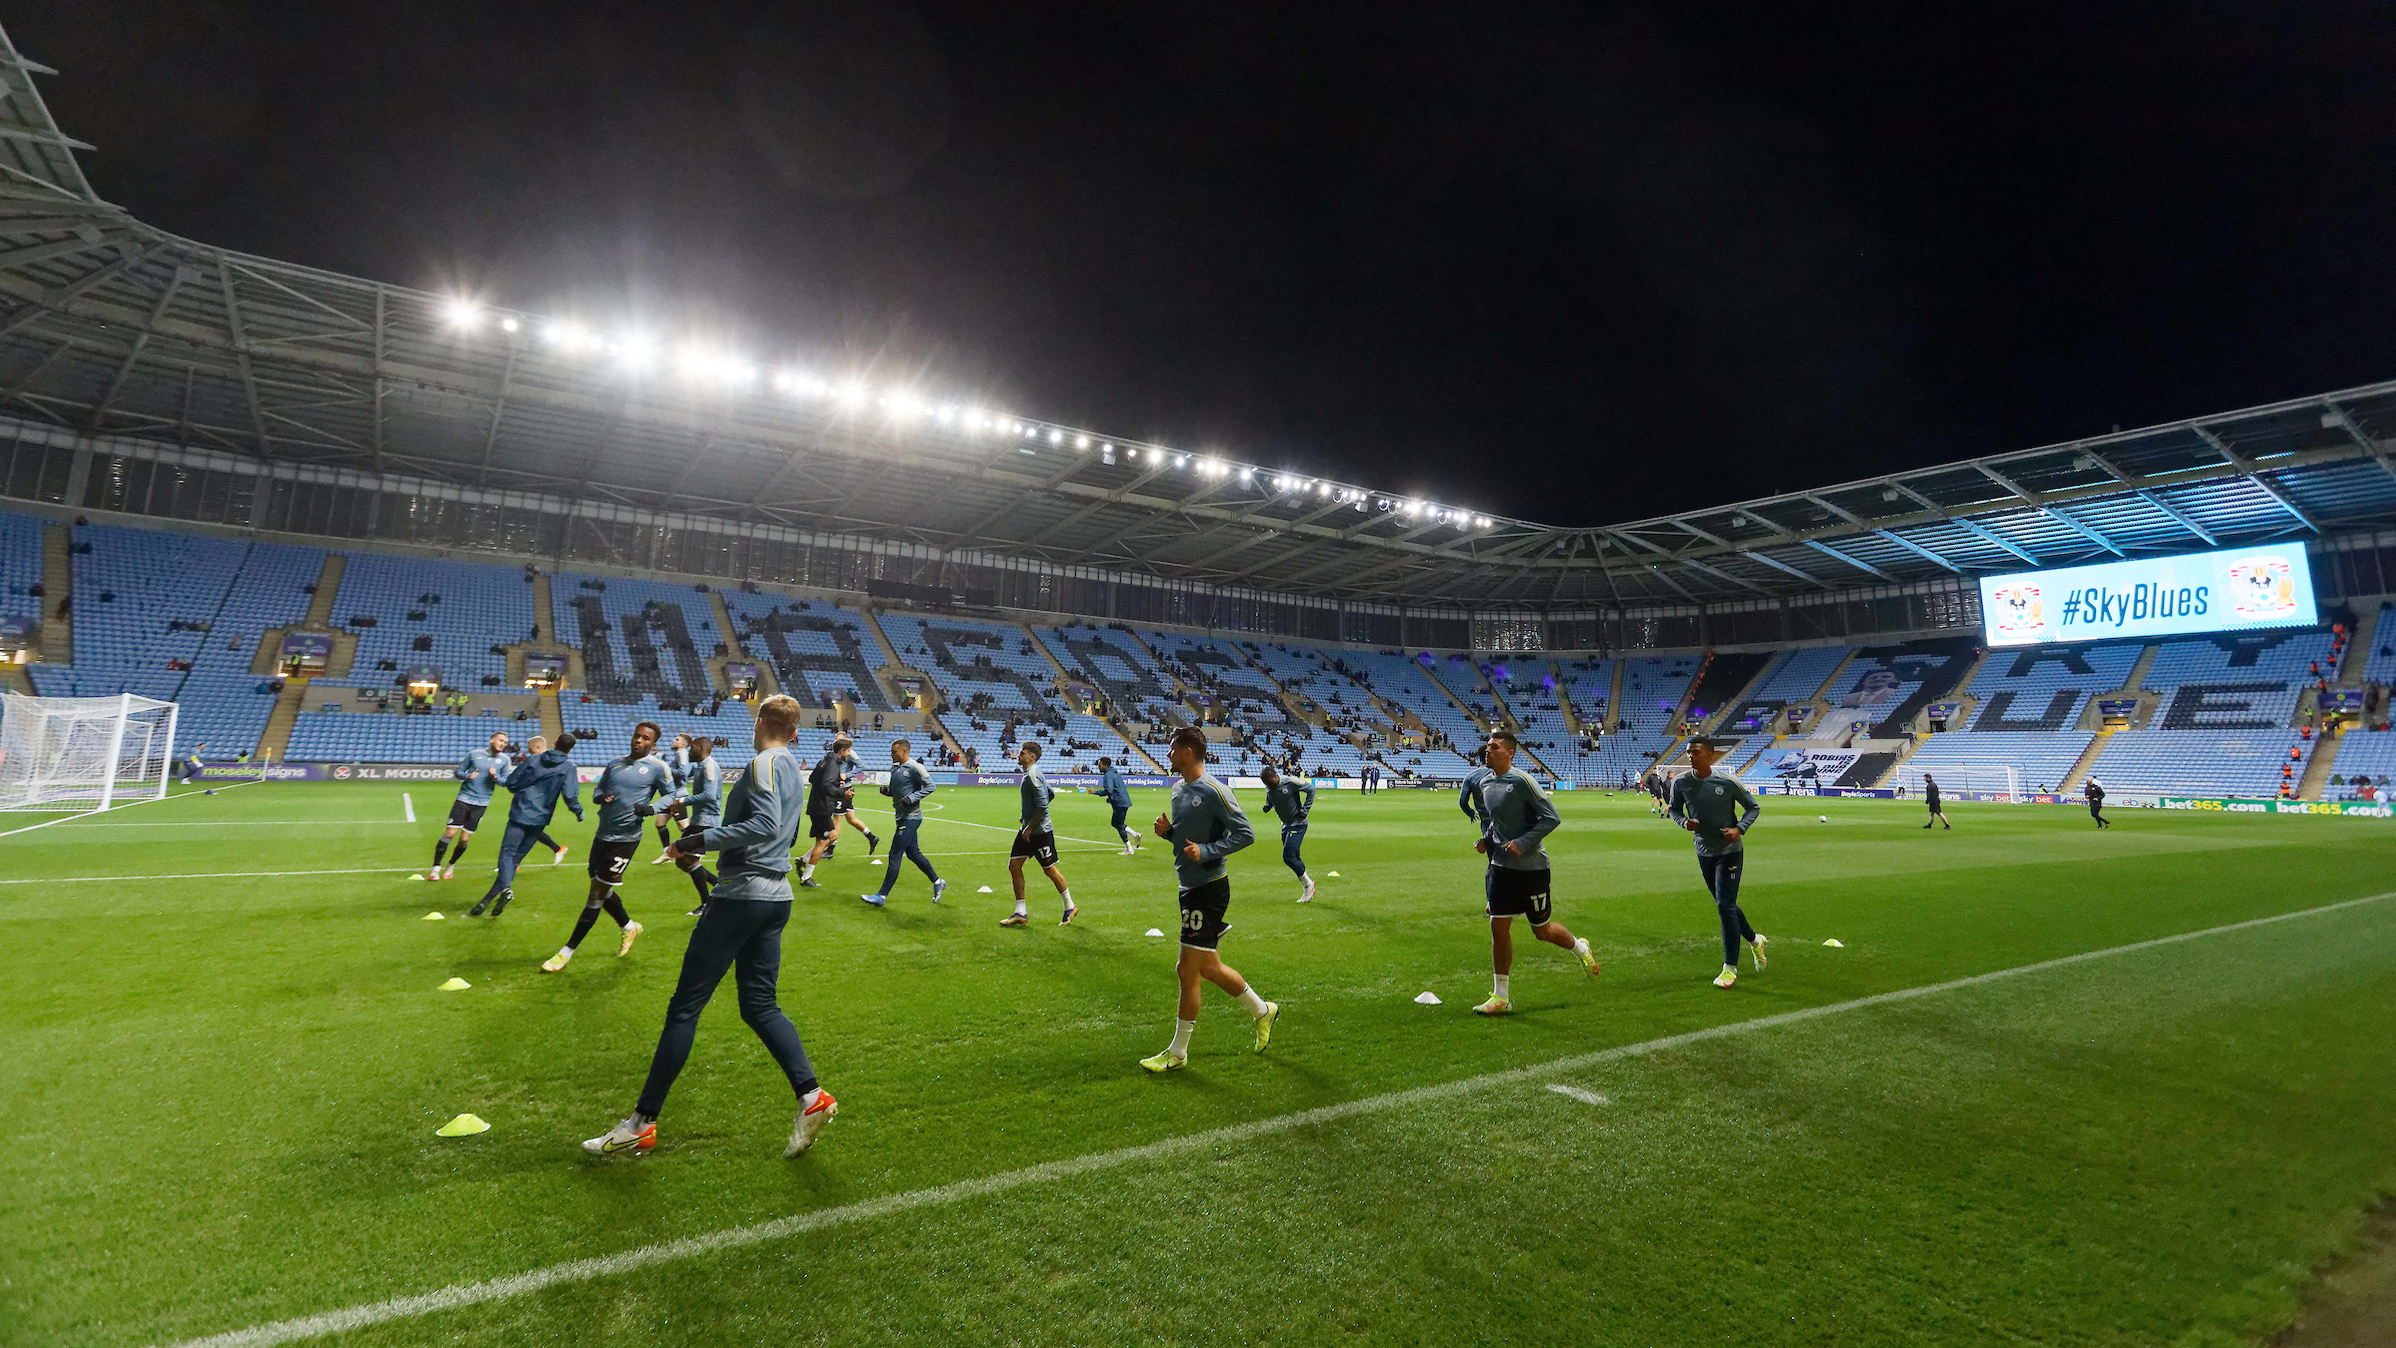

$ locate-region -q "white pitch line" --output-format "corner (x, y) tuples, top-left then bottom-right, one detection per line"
(0, 847), (1128, 887)
(1545, 1084), (1608, 1106)
(160, 888), (2396, 1348)
(402, 792), (415, 824)
(0, 777), (264, 840)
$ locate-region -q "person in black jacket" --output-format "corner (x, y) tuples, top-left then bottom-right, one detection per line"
(1922, 774), (1952, 830)
(2084, 778), (2110, 828)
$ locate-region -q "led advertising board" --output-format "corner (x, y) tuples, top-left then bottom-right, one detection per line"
(1978, 545), (2317, 647)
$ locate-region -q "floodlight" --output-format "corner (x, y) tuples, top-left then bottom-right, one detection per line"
(1240, 468), (1254, 483)
(442, 299), (481, 330)
(1175, 455), (1188, 468)
(1075, 434), (1090, 449)
(1048, 428), (1063, 444)
(499, 316), (520, 334)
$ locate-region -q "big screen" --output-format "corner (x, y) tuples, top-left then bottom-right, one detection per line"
(1977, 545), (2317, 647)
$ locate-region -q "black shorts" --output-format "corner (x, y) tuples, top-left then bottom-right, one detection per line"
(1926, 797), (1942, 813)
(588, 839), (639, 885)
(1011, 826), (1059, 867)
(1484, 866), (1554, 925)
(1178, 877), (1232, 951)
(446, 799), (488, 831)
(808, 805), (837, 840)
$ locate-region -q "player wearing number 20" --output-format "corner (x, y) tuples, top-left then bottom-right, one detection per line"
(1142, 725), (1278, 1073)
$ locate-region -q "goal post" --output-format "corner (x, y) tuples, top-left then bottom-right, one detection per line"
(0, 691), (179, 812)
(1890, 763), (2021, 801)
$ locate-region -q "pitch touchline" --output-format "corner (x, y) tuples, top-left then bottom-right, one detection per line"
(0, 778), (265, 840)
(158, 889), (2396, 1348)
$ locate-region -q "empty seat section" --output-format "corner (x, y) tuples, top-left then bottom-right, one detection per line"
(721, 592), (891, 711)
(339, 553), (535, 691)
(1961, 640), (2144, 733)
(552, 573), (728, 707)
(876, 612), (1065, 770)
(0, 506), (41, 628)
(1719, 646), (1851, 732)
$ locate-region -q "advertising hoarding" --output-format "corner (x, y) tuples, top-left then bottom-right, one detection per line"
(1979, 545), (2317, 647)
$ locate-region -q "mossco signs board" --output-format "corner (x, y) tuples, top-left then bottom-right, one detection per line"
(1979, 545), (2316, 647)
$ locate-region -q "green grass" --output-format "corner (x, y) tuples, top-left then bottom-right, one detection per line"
(4, 780), (2394, 1347)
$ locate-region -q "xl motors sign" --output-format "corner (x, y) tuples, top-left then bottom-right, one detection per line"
(1979, 545), (2317, 647)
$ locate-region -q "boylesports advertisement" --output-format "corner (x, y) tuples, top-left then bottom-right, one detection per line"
(1979, 545), (2318, 647)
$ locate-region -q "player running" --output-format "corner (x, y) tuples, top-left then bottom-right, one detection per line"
(1143, 725), (1276, 1072)
(1643, 768), (1671, 818)
(1003, 740), (1075, 926)
(795, 735), (851, 887)
(583, 694), (838, 1159)
(650, 733), (691, 862)
(541, 721), (674, 972)
(1259, 763), (1316, 902)
(2085, 777), (2110, 828)
(1668, 738), (1767, 989)
(1468, 730), (1598, 1014)
(430, 730), (510, 880)
(835, 740), (879, 857)
(862, 738), (943, 907)
(1095, 755), (1139, 854)
(670, 735), (725, 915)
(467, 734), (583, 918)
(1922, 772), (1953, 830)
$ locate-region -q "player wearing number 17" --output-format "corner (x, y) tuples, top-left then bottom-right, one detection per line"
(1468, 730), (1599, 1015)
(1142, 725), (1279, 1072)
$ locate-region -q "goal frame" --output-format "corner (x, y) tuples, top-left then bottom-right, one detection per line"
(0, 691), (180, 812)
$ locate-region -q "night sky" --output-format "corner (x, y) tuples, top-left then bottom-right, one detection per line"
(22, 4), (2396, 527)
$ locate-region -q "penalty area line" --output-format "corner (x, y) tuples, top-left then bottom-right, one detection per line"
(158, 888), (2396, 1348)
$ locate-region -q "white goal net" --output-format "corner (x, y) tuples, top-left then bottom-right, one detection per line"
(1889, 764), (2022, 801)
(0, 691), (179, 812)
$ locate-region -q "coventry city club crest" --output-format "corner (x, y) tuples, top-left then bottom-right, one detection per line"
(1990, 582), (2043, 639)
(2227, 556), (2297, 619)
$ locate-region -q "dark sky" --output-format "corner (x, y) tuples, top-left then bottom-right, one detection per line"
(20, 4), (2396, 527)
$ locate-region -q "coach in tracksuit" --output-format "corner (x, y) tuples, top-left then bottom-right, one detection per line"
(468, 733), (583, 918)
(1259, 763), (1317, 902)
(864, 738), (943, 907)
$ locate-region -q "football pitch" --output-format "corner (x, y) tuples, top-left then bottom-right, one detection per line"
(6, 781), (2395, 1347)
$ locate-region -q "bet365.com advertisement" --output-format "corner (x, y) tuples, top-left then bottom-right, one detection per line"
(1978, 545), (2317, 646)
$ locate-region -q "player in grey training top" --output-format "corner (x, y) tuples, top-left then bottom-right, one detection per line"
(432, 730), (511, 880)
(863, 738), (943, 908)
(1142, 725), (1277, 1073)
(1466, 730), (1599, 1016)
(668, 735), (725, 915)
(1259, 763), (1317, 902)
(585, 694), (839, 1161)
(541, 721), (673, 973)
(1002, 740), (1074, 926)
(1667, 738), (1768, 988)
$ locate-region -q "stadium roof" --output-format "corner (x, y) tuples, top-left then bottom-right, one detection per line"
(3, 23), (2395, 612)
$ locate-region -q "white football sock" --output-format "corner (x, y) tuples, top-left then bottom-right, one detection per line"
(1168, 1018), (1194, 1055)
(1013, 897), (1029, 916)
(800, 862), (816, 881)
(1492, 973), (1510, 1000)
(799, 1087), (820, 1111)
(1237, 986), (1269, 1018)
(1060, 889), (1073, 908)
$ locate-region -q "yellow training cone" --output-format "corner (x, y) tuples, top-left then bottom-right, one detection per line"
(1822, 939), (1845, 948)
(436, 1114), (490, 1136)
(1326, 871), (1340, 877)
(422, 911), (445, 921)
(439, 977), (472, 991)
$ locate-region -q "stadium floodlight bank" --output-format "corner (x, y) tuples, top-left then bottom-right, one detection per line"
(0, 692), (179, 812)
(1891, 765), (2024, 802)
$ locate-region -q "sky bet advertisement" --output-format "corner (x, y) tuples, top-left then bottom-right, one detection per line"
(1978, 545), (2317, 647)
